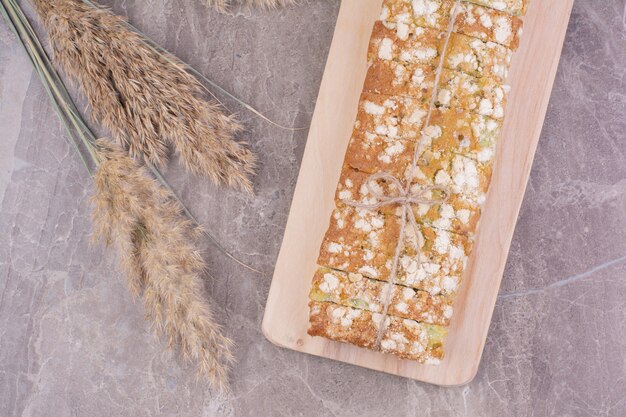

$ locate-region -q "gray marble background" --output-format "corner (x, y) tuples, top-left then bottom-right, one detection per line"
(1, 1), (625, 416)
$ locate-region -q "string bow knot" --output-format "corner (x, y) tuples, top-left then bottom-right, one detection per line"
(342, 171), (449, 345)
(344, 171), (450, 264)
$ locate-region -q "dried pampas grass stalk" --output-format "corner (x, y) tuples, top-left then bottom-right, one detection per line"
(2, 0), (238, 389)
(34, 0), (256, 192)
(93, 139), (234, 390)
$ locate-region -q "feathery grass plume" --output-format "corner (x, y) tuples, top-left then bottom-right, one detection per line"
(93, 139), (234, 390)
(3, 0), (246, 390)
(33, 0), (256, 192)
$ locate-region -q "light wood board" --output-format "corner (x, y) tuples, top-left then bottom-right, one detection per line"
(262, 0), (574, 386)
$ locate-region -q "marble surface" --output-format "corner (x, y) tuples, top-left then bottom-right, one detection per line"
(1, 0), (625, 416)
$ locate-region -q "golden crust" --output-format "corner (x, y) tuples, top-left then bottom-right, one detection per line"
(310, 267), (454, 326)
(412, 149), (494, 205)
(379, 315), (446, 361)
(368, 21), (444, 67)
(415, 192), (481, 236)
(344, 130), (416, 179)
(364, 60), (510, 119)
(396, 224), (473, 295)
(354, 92), (430, 141)
(308, 301), (447, 362)
(436, 68), (509, 119)
(444, 32), (512, 83)
(380, 0), (523, 49)
(465, 0), (529, 17)
(367, 19), (514, 93)
(318, 204), (473, 296)
(380, 0), (455, 32)
(335, 157), (488, 236)
(455, 2), (523, 50)
(422, 107), (501, 162)
(364, 59), (435, 100)
(317, 204), (399, 279)
(334, 167), (400, 215)
(307, 301), (379, 350)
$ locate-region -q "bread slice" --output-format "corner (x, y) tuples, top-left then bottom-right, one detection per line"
(380, 0), (523, 49)
(310, 267), (454, 326)
(308, 301), (447, 363)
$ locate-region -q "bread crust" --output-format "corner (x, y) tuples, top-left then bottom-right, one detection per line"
(310, 267), (454, 326)
(308, 301), (447, 362)
(380, 0), (523, 49)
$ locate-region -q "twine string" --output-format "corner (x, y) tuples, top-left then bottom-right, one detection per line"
(344, 172), (450, 267)
(341, 0), (462, 349)
(343, 172), (449, 344)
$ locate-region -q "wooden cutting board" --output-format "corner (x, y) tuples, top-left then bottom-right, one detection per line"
(263, 0), (574, 386)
